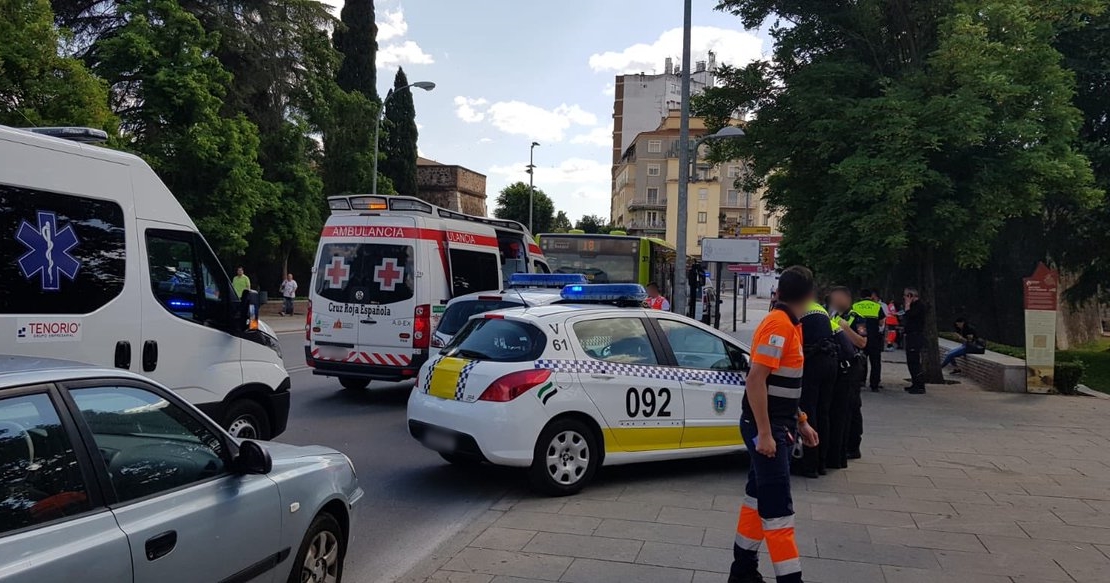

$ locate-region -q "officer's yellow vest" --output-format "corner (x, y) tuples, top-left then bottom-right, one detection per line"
(852, 299), (883, 319)
(805, 302), (839, 333)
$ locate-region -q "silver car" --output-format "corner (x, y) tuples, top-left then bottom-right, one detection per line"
(0, 356), (362, 582)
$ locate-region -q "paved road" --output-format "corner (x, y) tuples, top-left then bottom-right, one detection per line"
(274, 332), (513, 583)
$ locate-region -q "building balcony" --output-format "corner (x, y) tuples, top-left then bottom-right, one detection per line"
(720, 200), (756, 210)
(628, 198), (667, 210)
(628, 220), (666, 232)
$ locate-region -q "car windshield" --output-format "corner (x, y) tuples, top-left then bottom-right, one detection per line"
(443, 318), (545, 362)
(437, 300), (523, 336)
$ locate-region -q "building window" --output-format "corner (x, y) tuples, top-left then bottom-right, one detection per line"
(647, 140), (662, 153)
(698, 188), (708, 200)
(647, 164), (661, 176)
(728, 165), (741, 178)
(726, 189), (739, 207)
(646, 187), (660, 203)
(697, 212), (707, 223)
(646, 211), (660, 225)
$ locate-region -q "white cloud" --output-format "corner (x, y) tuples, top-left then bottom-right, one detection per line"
(488, 158), (612, 221)
(377, 9), (406, 42)
(378, 40), (434, 68)
(588, 26), (763, 74)
(570, 127), (612, 148)
(478, 137), (493, 144)
(455, 99), (598, 142)
(602, 83), (615, 97)
(454, 96), (488, 123)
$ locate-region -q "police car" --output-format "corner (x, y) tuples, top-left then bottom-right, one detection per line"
(431, 274), (588, 348)
(407, 284), (751, 495)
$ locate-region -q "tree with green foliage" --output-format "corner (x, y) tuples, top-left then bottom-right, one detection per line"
(381, 67), (420, 196)
(94, 0), (267, 259)
(323, 90), (389, 195)
(0, 0), (113, 128)
(494, 182), (555, 234)
(552, 211), (573, 233)
(696, 0), (1101, 381)
(333, 0), (377, 101)
(574, 214), (613, 234)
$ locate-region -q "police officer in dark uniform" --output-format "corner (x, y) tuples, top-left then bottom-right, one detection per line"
(826, 287), (867, 469)
(794, 300), (839, 478)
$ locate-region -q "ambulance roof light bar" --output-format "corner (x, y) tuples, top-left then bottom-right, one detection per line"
(508, 273), (588, 289)
(348, 196), (388, 210)
(560, 283), (648, 306)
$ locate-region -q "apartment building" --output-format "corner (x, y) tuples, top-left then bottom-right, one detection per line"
(610, 111), (778, 257)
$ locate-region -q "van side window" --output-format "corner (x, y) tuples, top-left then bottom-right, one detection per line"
(145, 230), (231, 328)
(0, 184), (126, 314)
(449, 249), (500, 296)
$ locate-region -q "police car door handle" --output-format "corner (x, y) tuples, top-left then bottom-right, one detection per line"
(590, 373), (615, 380)
(686, 379), (706, 386)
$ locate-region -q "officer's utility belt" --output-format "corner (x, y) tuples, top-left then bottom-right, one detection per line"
(838, 351), (863, 372)
(804, 337), (839, 359)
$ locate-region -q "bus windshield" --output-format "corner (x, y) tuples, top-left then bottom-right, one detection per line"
(540, 236), (639, 283)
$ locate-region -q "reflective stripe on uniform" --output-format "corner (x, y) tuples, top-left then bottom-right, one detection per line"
(756, 344), (783, 358)
(776, 365), (803, 378)
(763, 516), (801, 576)
(768, 385), (802, 399)
(772, 557), (802, 577)
(736, 499), (763, 551)
(762, 515), (795, 530)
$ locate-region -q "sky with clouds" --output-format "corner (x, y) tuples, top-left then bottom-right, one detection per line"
(322, 0), (770, 223)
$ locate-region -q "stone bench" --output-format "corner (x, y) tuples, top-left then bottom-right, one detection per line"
(939, 338), (1026, 393)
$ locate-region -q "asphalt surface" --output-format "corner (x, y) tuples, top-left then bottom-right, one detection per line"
(274, 332), (513, 583)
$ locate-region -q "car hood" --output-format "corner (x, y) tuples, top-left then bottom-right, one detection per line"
(256, 440), (342, 461)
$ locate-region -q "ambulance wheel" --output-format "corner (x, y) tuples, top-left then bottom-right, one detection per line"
(339, 377), (370, 391)
(528, 418), (599, 496)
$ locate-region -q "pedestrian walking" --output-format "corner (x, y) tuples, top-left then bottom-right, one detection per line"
(768, 288), (777, 312)
(232, 266), (251, 300)
(902, 287), (927, 394)
(826, 287), (867, 468)
(729, 266), (818, 583)
(941, 317), (984, 374)
(852, 289), (885, 392)
(645, 282), (671, 310)
(279, 273), (298, 316)
(793, 299), (838, 479)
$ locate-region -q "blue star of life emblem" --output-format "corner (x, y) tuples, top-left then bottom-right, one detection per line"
(16, 211), (81, 291)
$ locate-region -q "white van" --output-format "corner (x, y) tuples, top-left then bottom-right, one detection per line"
(0, 126), (288, 439)
(307, 194), (549, 388)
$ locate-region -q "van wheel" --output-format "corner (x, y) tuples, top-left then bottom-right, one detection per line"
(287, 512), (345, 583)
(528, 418), (599, 496)
(225, 399), (271, 440)
(339, 377), (370, 391)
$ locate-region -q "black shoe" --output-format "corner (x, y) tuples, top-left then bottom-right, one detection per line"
(908, 387), (926, 394)
(818, 467), (827, 475)
(903, 385), (913, 392)
(727, 573), (766, 583)
(847, 450), (862, 460)
(870, 385), (881, 392)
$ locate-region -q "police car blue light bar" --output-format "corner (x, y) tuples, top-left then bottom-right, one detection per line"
(508, 273), (588, 288)
(560, 283), (647, 303)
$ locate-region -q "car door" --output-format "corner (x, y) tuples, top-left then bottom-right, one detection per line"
(62, 380), (283, 583)
(652, 318), (749, 449)
(567, 315), (683, 452)
(0, 387), (132, 583)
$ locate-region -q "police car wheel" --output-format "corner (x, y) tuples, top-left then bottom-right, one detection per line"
(339, 377), (370, 391)
(528, 418), (599, 496)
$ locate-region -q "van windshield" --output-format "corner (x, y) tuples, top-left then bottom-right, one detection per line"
(315, 243), (414, 305)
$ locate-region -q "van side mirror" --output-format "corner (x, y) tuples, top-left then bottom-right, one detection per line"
(236, 289), (261, 332)
(233, 440), (272, 475)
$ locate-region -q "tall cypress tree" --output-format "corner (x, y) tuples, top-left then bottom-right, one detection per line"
(333, 0), (377, 100)
(381, 67), (419, 196)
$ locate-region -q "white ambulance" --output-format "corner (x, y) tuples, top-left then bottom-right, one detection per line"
(0, 126), (288, 439)
(307, 195), (549, 388)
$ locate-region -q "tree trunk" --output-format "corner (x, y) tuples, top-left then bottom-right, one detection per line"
(920, 247), (945, 383)
(1056, 270), (1102, 349)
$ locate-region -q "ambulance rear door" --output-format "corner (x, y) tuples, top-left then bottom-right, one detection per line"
(314, 215), (418, 368)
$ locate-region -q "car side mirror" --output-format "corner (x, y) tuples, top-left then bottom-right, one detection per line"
(235, 289), (261, 333)
(234, 440), (272, 475)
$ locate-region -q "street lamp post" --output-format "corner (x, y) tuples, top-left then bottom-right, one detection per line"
(674, 0), (694, 316)
(528, 141), (540, 232)
(372, 81), (435, 194)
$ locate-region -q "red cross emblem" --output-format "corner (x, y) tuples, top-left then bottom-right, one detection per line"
(374, 258), (404, 291)
(325, 257), (349, 288)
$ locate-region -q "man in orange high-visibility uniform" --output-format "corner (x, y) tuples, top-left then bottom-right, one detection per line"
(729, 266), (819, 583)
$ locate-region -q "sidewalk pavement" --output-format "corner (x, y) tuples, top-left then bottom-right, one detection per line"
(403, 344), (1110, 582)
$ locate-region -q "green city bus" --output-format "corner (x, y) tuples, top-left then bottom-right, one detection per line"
(537, 232), (679, 298)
